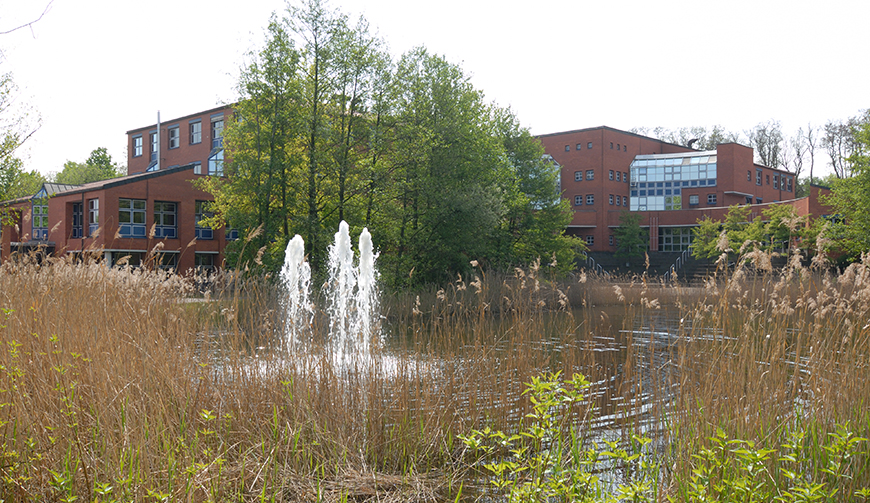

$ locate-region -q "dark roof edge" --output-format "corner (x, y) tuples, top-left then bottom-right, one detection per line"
(54, 163), (199, 197)
(125, 104), (237, 135)
(536, 125), (690, 151)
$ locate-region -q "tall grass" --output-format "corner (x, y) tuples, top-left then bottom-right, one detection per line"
(0, 249), (868, 501)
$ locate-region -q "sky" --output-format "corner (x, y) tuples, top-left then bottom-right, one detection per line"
(1, 0), (868, 178)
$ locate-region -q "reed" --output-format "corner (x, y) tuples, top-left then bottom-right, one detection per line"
(1, 247), (868, 501)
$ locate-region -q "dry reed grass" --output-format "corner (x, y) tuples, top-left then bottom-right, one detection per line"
(1, 248), (868, 501)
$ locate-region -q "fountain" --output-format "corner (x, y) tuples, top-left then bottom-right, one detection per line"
(281, 221), (380, 361)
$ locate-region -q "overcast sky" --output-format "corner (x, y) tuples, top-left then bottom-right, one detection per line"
(1, 0), (868, 178)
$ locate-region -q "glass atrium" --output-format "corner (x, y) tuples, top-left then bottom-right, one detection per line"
(629, 151), (717, 211)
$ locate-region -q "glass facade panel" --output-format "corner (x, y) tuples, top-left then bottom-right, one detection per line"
(629, 152), (717, 211)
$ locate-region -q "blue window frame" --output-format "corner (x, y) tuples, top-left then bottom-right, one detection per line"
(153, 201), (177, 239)
(118, 198), (147, 238)
(88, 199), (99, 236)
(71, 202), (83, 239)
(195, 201), (213, 240)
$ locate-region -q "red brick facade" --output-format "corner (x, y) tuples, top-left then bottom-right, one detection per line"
(538, 126), (831, 252)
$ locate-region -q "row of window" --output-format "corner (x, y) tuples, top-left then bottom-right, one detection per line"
(132, 116), (224, 158)
(574, 170), (630, 182)
(61, 199), (233, 241)
(565, 142), (629, 153)
(750, 169), (793, 192)
(585, 226), (695, 251)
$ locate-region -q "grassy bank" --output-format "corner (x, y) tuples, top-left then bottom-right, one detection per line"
(0, 251), (868, 501)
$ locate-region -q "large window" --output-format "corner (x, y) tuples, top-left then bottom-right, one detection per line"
(658, 227), (694, 252)
(150, 131), (158, 161)
(31, 199), (48, 240)
(71, 202), (83, 239)
(88, 199), (99, 236)
(195, 201), (213, 240)
(118, 198), (147, 237)
(133, 136), (143, 157)
(208, 150), (223, 176)
(195, 252), (216, 270)
(189, 120), (202, 144)
(629, 153), (714, 211)
(211, 116), (224, 149)
(168, 126), (180, 149)
(153, 201), (177, 239)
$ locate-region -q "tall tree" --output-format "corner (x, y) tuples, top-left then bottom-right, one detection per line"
(824, 113), (870, 257)
(613, 211), (647, 264)
(197, 15), (303, 270)
(53, 147), (123, 185)
(746, 120), (785, 169)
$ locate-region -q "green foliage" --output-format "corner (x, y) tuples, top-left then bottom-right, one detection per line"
(613, 211), (647, 263)
(53, 147), (124, 185)
(692, 204), (813, 260)
(460, 372), (658, 502)
(824, 116), (870, 258)
(203, 0), (578, 284)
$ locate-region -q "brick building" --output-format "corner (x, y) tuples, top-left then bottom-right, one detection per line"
(538, 126), (830, 253)
(0, 106), (235, 273)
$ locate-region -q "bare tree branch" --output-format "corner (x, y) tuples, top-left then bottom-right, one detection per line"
(0, 1), (54, 36)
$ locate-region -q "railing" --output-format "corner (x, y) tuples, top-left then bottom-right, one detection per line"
(663, 246), (693, 282)
(579, 252), (608, 276)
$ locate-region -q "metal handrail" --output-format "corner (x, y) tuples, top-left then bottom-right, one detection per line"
(663, 246), (693, 282)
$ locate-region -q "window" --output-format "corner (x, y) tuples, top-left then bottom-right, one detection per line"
(787, 177), (792, 192)
(756, 169), (762, 185)
(150, 131), (158, 161)
(707, 193), (717, 205)
(133, 136), (143, 157)
(746, 196), (753, 204)
(153, 201), (177, 239)
(195, 252), (216, 270)
(766, 174), (770, 185)
(225, 228), (239, 241)
(609, 194), (614, 205)
(747, 170), (752, 182)
(616, 171), (621, 182)
(773, 175), (779, 189)
(623, 145), (627, 152)
(168, 126), (180, 149)
(587, 142), (593, 149)
(88, 199), (99, 236)
(190, 120), (202, 144)
(193, 162), (202, 175)
(756, 197), (763, 204)
(118, 198), (147, 237)
(195, 201), (213, 240)
(624, 172), (628, 183)
(574, 171), (583, 182)
(689, 194), (699, 205)
(211, 116), (224, 149)
(32, 199), (48, 240)
(565, 145), (570, 152)
(616, 195), (621, 206)
(585, 235), (594, 245)
(616, 143), (620, 150)
(623, 196), (627, 206)
(156, 253), (178, 271)
(586, 194), (594, 205)
(585, 170), (594, 180)
(574, 195), (582, 206)
(610, 142), (613, 149)
(609, 170), (614, 181)
(71, 202), (83, 239)
(576, 143), (582, 150)
(609, 235), (614, 246)
(208, 150), (224, 176)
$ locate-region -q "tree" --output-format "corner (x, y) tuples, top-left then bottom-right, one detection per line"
(613, 211), (647, 264)
(53, 147), (123, 185)
(824, 113), (870, 257)
(746, 120), (785, 169)
(630, 125), (740, 150)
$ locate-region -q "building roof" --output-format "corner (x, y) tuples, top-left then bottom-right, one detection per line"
(126, 104), (234, 135)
